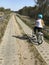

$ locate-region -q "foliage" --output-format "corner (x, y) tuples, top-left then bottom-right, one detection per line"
(34, 0), (49, 16)
(0, 7), (11, 14)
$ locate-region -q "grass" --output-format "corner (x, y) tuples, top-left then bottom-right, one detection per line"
(16, 14), (35, 29)
(0, 13), (11, 43)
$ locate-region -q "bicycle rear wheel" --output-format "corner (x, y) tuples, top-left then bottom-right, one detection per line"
(37, 33), (43, 44)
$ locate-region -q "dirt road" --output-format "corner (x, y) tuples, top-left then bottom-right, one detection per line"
(0, 15), (35, 65)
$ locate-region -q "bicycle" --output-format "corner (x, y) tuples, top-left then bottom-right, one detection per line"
(32, 30), (44, 45)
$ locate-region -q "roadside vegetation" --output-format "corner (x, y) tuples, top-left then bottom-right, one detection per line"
(16, 14), (35, 29)
(0, 7), (12, 42)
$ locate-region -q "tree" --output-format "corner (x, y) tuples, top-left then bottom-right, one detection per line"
(0, 7), (4, 12)
(34, 0), (49, 15)
(34, 0), (49, 6)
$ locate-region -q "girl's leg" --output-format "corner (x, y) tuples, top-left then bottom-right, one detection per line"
(34, 27), (37, 34)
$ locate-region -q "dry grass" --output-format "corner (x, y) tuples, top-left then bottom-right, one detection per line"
(0, 14), (10, 43)
(16, 14), (35, 29)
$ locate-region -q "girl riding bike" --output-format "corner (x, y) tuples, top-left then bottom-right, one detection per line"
(34, 14), (45, 34)
(33, 14), (45, 44)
